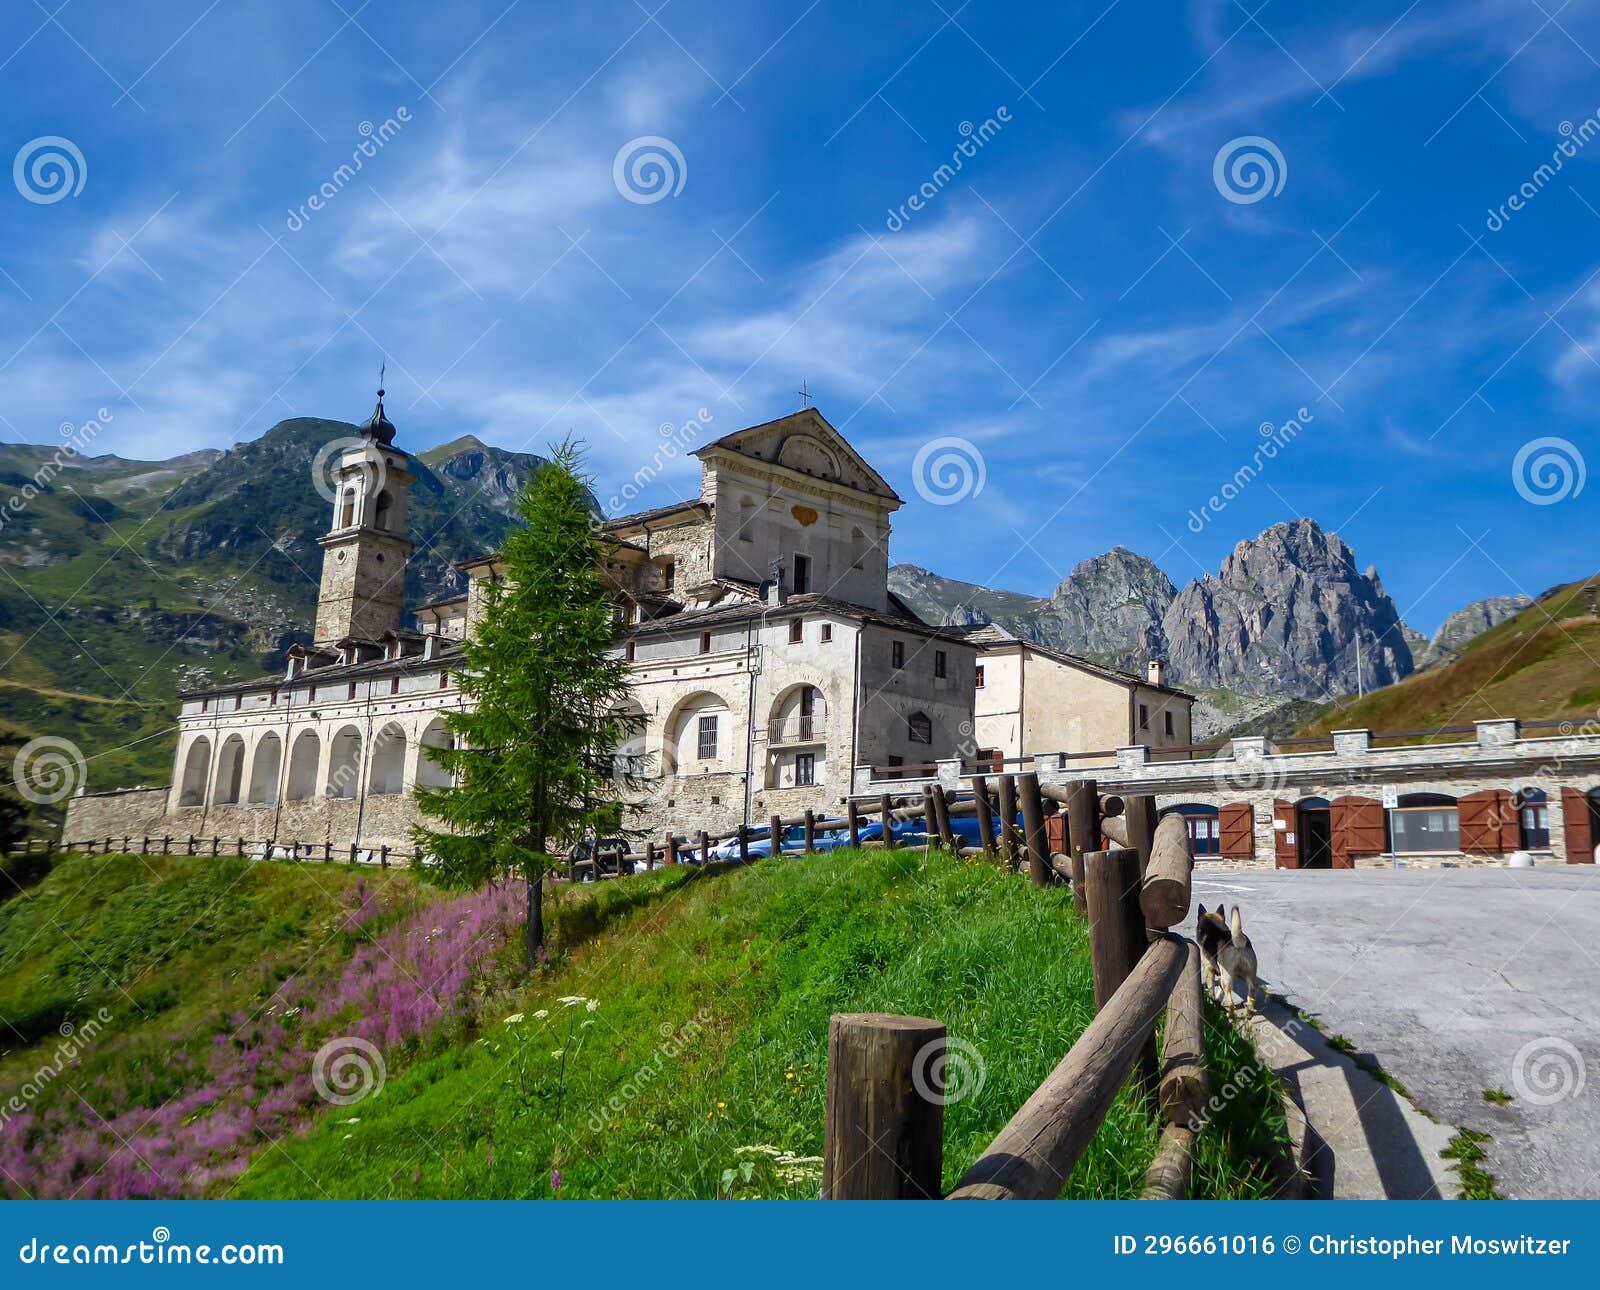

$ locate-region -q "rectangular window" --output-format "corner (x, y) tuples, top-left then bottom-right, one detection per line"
(697, 714), (718, 760)
(439, 671), (449, 689)
(1520, 803), (1551, 849)
(793, 554), (811, 594)
(887, 754), (904, 780)
(700, 631), (712, 655)
(309, 685), (317, 701)
(270, 690), (278, 707)
(934, 650), (947, 678)
(661, 560), (675, 592)
(200, 698), (208, 713)
(1138, 703), (1149, 731)
(390, 676), (400, 695)
(233, 694), (242, 711)
(891, 640), (904, 669)
(1164, 710), (1174, 736)
(821, 624), (832, 642)
(1185, 815), (1220, 855)
(347, 681), (357, 700)
(974, 665), (985, 688)
(794, 753), (815, 786)
(1389, 807), (1461, 854)
(789, 619), (803, 644)
(626, 640), (636, 662)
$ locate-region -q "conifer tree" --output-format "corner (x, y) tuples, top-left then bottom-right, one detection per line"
(412, 442), (636, 966)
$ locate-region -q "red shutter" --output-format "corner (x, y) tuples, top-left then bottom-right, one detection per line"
(1273, 799), (1296, 868)
(1331, 796), (1384, 867)
(1218, 803), (1254, 859)
(1562, 788), (1594, 863)
(1458, 790), (1499, 854)
(1045, 813), (1067, 856)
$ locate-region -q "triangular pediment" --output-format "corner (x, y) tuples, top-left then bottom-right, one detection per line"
(694, 408), (901, 503)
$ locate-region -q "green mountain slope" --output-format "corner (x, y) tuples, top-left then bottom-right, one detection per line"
(0, 849), (1285, 1200)
(1299, 574), (1600, 737)
(0, 423), (548, 792)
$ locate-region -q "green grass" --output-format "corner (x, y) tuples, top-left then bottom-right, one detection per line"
(1481, 1087), (1513, 1105)
(1441, 1129), (1505, 1199)
(0, 849), (1288, 1200)
(235, 848), (1288, 1200)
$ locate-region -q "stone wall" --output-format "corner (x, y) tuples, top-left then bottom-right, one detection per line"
(63, 788), (170, 845)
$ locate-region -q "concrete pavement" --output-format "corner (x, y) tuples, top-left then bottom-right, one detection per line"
(1194, 865), (1600, 1200)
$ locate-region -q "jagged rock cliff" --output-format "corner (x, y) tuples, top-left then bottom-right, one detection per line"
(1414, 595), (1533, 668)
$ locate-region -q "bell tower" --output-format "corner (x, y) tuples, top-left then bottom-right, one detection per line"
(313, 385), (415, 644)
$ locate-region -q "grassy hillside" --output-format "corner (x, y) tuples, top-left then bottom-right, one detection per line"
(0, 850), (1285, 1200)
(1299, 574), (1600, 738)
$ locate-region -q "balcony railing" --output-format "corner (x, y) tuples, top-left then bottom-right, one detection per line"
(768, 715), (825, 744)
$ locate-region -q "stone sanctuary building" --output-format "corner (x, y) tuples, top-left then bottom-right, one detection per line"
(78, 397), (1160, 854)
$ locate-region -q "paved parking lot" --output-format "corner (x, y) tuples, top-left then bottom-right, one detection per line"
(1193, 865), (1600, 1200)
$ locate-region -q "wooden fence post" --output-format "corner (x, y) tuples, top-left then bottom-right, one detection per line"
(920, 785), (939, 851)
(997, 775), (1018, 870)
(822, 1013), (946, 1199)
(665, 830), (675, 865)
(1142, 815), (1194, 930)
(972, 774), (997, 858)
(1124, 795), (1157, 876)
(380, 845), (390, 869)
(645, 840), (657, 871)
(237, 837), (245, 858)
(847, 800), (861, 850)
(161, 836), (171, 855)
(879, 793), (894, 848)
(1066, 779), (1098, 916)
(737, 824), (749, 865)
(211, 836), (220, 856)
(932, 786), (956, 851)
(1160, 941), (1207, 1130)
(699, 830), (710, 865)
(1018, 773), (1050, 887)
(1084, 845), (1159, 1095)
(803, 809), (816, 854)
(769, 812), (783, 856)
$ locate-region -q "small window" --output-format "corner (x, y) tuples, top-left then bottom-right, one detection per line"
(821, 624), (832, 642)
(793, 554), (811, 594)
(700, 631), (712, 655)
(270, 690), (278, 707)
(908, 711), (932, 744)
(934, 650), (947, 679)
(374, 490), (392, 531)
(795, 753), (815, 787)
(309, 684), (317, 701)
(738, 496), (755, 541)
(697, 714), (718, 760)
(789, 619), (803, 644)
(1519, 788), (1550, 849)
(975, 665), (985, 688)
(439, 671), (449, 689)
(891, 641), (904, 669)
(1138, 703), (1149, 731)
(626, 640), (636, 662)
(347, 681), (357, 700)
(661, 560), (675, 592)
(200, 698), (209, 713)
(340, 488), (356, 528)
(1164, 710), (1174, 736)
(887, 754), (905, 780)
(390, 676), (400, 695)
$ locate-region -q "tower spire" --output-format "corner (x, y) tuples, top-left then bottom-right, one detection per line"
(359, 363), (396, 445)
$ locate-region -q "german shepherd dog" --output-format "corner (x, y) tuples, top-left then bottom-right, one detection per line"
(1196, 903), (1258, 1015)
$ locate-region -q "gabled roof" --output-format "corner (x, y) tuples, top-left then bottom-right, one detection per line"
(599, 498), (709, 531)
(694, 408), (902, 504)
(957, 622), (1196, 701)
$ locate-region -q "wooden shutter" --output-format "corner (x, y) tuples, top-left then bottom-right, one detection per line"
(1218, 803), (1254, 859)
(1045, 813), (1067, 856)
(1331, 796), (1384, 867)
(1273, 799), (1296, 868)
(1562, 788), (1594, 863)
(1458, 790), (1500, 854)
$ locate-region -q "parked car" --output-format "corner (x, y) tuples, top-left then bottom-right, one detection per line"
(855, 811), (1018, 848)
(568, 836), (631, 879)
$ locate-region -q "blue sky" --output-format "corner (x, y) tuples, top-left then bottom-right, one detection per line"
(2, 0), (1598, 633)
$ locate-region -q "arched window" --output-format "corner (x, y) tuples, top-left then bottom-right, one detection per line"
(247, 733), (282, 805)
(850, 526), (867, 570)
(285, 730), (320, 801)
(1518, 788), (1550, 850)
(178, 737), (211, 807)
(214, 735), (246, 806)
(417, 718), (455, 789)
(374, 489), (392, 532)
(339, 487), (356, 529)
(907, 711), (932, 744)
(326, 726), (362, 799)
(1389, 792), (1459, 854)
(737, 496), (755, 542)
(368, 723), (406, 795)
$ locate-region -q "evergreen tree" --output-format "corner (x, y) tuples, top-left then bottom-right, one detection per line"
(412, 442), (636, 966)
